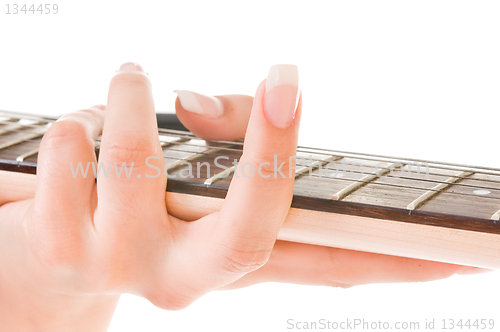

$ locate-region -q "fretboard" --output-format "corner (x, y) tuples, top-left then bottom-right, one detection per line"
(1, 110), (500, 236)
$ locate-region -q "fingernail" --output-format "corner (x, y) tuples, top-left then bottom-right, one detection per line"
(456, 266), (492, 275)
(90, 104), (106, 111)
(264, 64), (299, 128)
(174, 90), (224, 119)
(119, 62), (144, 72)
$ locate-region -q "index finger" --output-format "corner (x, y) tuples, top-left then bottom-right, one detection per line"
(213, 65), (301, 272)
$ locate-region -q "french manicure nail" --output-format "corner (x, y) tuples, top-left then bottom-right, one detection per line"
(174, 90), (224, 119)
(90, 104), (106, 111)
(264, 64), (299, 128)
(119, 62), (144, 72)
(456, 266), (492, 275)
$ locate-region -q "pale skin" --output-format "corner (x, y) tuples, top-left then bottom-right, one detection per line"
(0, 63), (485, 331)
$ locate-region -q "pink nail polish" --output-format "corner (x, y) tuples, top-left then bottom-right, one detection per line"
(264, 64), (299, 128)
(174, 90), (224, 119)
(119, 62), (144, 72)
(90, 104), (106, 111)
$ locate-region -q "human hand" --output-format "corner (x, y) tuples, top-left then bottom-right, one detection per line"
(0, 62), (302, 331)
(173, 84), (488, 290)
(0, 62), (484, 332)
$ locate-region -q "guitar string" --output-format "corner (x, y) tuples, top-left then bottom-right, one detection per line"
(3, 138), (499, 204)
(3, 130), (500, 196)
(3, 114), (500, 212)
(121, 153), (500, 203)
(3, 124), (500, 182)
(0, 112), (498, 175)
(156, 148), (500, 198)
(150, 138), (500, 183)
(2, 117), (500, 175)
(3, 127), (500, 193)
(158, 128), (500, 175)
(2, 120), (500, 196)
(142, 157), (500, 205)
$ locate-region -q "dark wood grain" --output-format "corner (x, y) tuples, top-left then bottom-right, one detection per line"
(2, 111), (500, 237)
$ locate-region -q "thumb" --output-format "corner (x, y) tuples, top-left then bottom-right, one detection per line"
(174, 91), (253, 141)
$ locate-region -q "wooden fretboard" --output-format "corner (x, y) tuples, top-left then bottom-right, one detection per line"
(1, 110), (500, 268)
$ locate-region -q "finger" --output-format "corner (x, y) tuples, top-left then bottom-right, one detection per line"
(219, 241), (491, 289)
(175, 91), (253, 140)
(35, 105), (105, 221)
(211, 64), (301, 274)
(154, 65), (300, 307)
(97, 63), (166, 218)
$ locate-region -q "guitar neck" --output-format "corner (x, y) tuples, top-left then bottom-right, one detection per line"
(1, 110), (499, 269)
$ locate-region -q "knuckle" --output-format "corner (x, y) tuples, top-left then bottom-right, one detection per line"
(216, 244), (273, 275)
(110, 71), (151, 91)
(324, 247), (353, 288)
(255, 159), (275, 178)
(100, 132), (158, 166)
(242, 152), (293, 179)
(41, 120), (89, 151)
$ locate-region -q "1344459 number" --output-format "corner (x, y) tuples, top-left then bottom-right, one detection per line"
(5, 4), (59, 14)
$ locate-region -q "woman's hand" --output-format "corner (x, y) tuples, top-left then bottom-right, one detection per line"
(0, 62), (482, 331)
(174, 82), (486, 290)
(0, 62), (302, 330)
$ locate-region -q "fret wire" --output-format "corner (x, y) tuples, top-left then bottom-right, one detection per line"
(5, 112), (494, 177)
(159, 152), (500, 202)
(0, 123), (21, 135)
(135, 133), (500, 182)
(156, 140), (500, 186)
(406, 171), (474, 211)
(295, 156), (344, 179)
(165, 145), (231, 173)
(0, 132), (44, 150)
(205, 156), (344, 186)
(16, 148), (40, 162)
(2, 126), (494, 186)
(156, 128), (500, 177)
(332, 163), (405, 201)
(0, 123), (26, 135)
(8, 136), (498, 195)
(0, 125), (51, 142)
(0, 120), (50, 130)
(161, 150), (500, 202)
(158, 141), (500, 189)
(161, 145), (500, 193)
(1, 122), (500, 178)
(60, 143), (500, 204)
(491, 210), (500, 222)
(0, 110), (55, 123)
(307, 170), (500, 202)
(0, 111), (496, 176)
(0, 128), (51, 137)
(297, 145), (500, 174)
(3, 118), (21, 122)
(204, 166), (236, 186)
(2, 114), (500, 197)
(161, 127), (500, 177)
(160, 137), (190, 148)
(3, 128), (500, 194)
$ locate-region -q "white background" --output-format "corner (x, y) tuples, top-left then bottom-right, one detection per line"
(1, 1), (499, 331)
